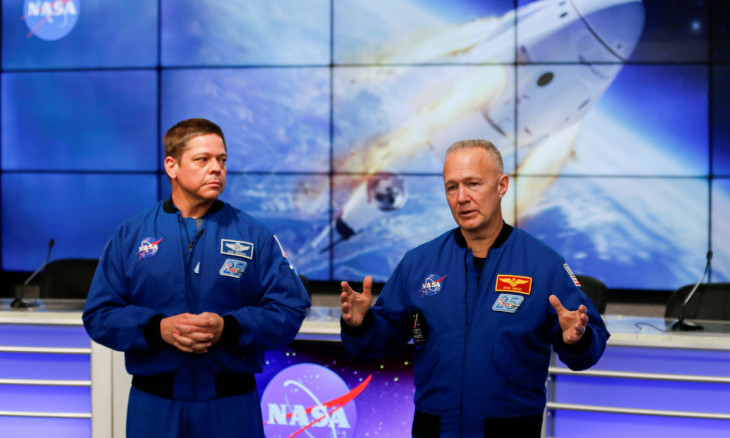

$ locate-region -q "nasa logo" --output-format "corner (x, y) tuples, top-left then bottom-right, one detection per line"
(136, 237), (162, 260)
(261, 363), (371, 438)
(22, 0), (79, 41)
(419, 274), (447, 297)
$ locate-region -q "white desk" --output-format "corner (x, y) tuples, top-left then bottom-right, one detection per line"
(547, 315), (730, 438)
(3, 304), (730, 438)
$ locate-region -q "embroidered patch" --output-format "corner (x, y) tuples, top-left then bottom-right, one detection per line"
(419, 274), (447, 297)
(136, 237), (162, 260)
(492, 294), (524, 313)
(564, 263), (581, 287)
(221, 239), (253, 260)
(495, 275), (532, 295)
(411, 311), (429, 344)
(220, 259), (247, 278)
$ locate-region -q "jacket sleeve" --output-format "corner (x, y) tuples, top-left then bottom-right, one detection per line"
(340, 262), (413, 359)
(222, 233), (311, 352)
(82, 234), (160, 352)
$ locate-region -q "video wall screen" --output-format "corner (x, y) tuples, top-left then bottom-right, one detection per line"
(2, 0), (728, 291)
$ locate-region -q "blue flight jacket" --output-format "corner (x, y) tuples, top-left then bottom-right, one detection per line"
(341, 224), (609, 435)
(83, 199), (311, 379)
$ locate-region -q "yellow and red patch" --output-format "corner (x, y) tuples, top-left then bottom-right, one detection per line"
(495, 275), (532, 295)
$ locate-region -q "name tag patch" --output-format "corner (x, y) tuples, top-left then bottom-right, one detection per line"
(492, 294), (524, 313)
(495, 275), (532, 295)
(221, 239), (253, 259)
(220, 259), (247, 278)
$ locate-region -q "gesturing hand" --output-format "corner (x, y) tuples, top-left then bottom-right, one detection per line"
(340, 276), (373, 327)
(549, 295), (589, 345)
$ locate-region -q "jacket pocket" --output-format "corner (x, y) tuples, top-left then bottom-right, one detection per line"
(490, 341), (547, 392)
(413, 339), (440, 386)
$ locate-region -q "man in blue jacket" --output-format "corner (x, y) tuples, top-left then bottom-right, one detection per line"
(83, 118), (311, 438)
(340, 139), (609, 438)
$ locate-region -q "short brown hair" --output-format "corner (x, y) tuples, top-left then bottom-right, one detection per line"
(163, 118), (226, 161)
(445, 139), (503, 173)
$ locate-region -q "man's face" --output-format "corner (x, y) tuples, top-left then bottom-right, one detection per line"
(166, 133), (227, 203)
(443, 147), (508, 236)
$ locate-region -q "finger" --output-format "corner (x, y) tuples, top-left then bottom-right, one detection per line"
(341, 281), (354, 295)
(173, 342), (194, 353)
(173, 332), (211, 350)
(186, 332), (215, 342)
(172, 332), (194, 346)
(192, 316), (213, 327)
(196, 313), (223, 328)
(174, 323), (198, 334)
(549, 294), (563, 312)
(362, 276), (373, 299)
(189, 341), (212, 353)
(175, 340), (210, 354)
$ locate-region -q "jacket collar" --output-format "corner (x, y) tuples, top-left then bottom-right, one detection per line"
(454, 221), (513, 249)
(162, 198), (224, 215)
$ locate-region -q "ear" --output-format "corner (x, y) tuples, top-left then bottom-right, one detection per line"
(497, 174), (509, 199)
(164, 156), (178, 180)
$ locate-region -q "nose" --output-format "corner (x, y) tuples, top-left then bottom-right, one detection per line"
(209, 158), (223, 173)
(456, 185), (470, 204)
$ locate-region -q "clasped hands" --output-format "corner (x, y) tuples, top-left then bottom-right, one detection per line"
(160, 312), (224, 354)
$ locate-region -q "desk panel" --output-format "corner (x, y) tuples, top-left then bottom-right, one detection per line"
(4, 304), (730, 437)
(0, 417), (90, 438)
(553, 411), (730, 438)
(546, 315), (730, 437)
(0, 302), (96, 436)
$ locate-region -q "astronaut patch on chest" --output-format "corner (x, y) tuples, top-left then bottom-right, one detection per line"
(492, 293), (524, 313)
(219, 259), (247, 278)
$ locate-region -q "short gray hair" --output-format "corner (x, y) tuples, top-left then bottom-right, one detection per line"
(445, 139), (503, 173)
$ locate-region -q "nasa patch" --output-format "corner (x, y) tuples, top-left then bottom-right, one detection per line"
(492, 293), (524, 313)
(136, 237), (162, 260)
(221, 239), (253, 260)
(219, 259), (247, 278)
(418, 274), (447, 297)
